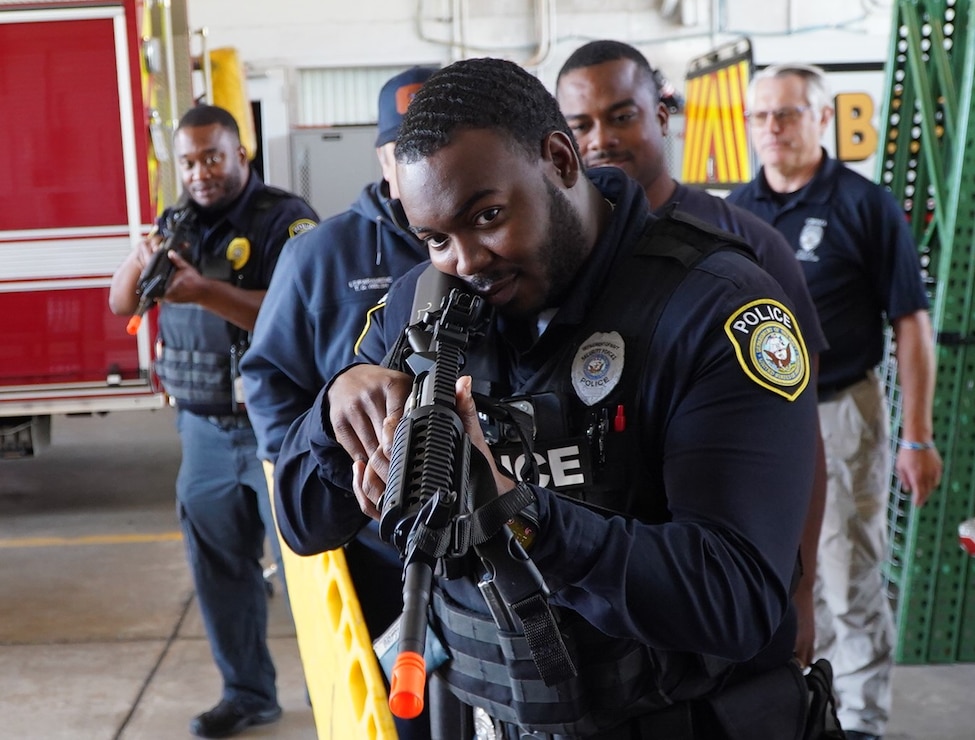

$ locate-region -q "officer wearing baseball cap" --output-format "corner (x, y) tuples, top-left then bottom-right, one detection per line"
(376, 66), (436, 148)
(241, 65), (438, 740)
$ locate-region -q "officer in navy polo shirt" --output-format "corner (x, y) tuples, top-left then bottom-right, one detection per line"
(728, 63), (942, 740)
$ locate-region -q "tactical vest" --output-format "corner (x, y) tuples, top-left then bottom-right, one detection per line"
(425, 212), (759, 736)
(155, 188), (292, 415)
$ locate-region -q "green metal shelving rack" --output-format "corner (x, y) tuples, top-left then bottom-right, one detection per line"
(877, 0), (975, 663)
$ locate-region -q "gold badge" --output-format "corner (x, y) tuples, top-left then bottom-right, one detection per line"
(226, 237), (251, 270)
(724, 299), (809, 401)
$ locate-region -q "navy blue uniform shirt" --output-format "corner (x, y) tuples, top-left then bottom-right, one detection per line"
(664, 182), (828, 356)
(156, 170), (318, 414)
(171, 170), (317, 288)
(241, 181), (426, 462)
(275, 169), (818, 670)
(239, 180), (431, 646)
(728, 151), (929, 391)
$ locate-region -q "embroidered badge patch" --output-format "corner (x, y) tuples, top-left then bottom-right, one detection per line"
(724, 299), (809, 400)
(797, 217), (825, 262)
(571, 331), (624, 406)
(288, 218), (317, 238)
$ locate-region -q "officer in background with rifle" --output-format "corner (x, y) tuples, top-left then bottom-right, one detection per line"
(109, 104), (317, 738)
(274, 59), (829, 739)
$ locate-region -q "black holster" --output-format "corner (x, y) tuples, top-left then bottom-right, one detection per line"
(706, 660), (809, 740)
(802, 659), (847, 740)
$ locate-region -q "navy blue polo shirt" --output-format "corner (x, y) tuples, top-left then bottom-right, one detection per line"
(728, 152), (929, 391)
(664, 182), (828, 357)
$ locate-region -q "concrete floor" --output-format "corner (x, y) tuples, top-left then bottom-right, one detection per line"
(0, 409), (972, 740)
(0, 410), (315, 740)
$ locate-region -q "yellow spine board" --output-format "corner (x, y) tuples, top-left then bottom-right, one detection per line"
(209, 47), (257, 161)
(263, 462), (399, 739)
(681, 58), (752, 185)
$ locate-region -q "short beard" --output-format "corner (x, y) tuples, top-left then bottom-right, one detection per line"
(535, 178), (590, 312)
(194, 168), (245, 213)
(467, 178), (591, 320)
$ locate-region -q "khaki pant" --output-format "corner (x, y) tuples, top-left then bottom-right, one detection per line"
(814, 371), (895, 736)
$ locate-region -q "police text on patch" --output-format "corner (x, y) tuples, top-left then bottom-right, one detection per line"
(730, 303), (794, 335)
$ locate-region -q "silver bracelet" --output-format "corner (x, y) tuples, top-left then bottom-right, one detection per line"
(899, 439), (936, 450)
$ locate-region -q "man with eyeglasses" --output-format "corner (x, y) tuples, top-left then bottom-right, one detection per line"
(728, 63), (943, 740)
(109, 104), (319, 738)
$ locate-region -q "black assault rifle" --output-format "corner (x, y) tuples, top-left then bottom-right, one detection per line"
(125, 203), (197, 335)
(379, 266), (575, 720)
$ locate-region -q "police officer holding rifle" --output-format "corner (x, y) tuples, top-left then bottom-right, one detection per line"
(109, 104), (317, 738)
(274, 59), (821, 740)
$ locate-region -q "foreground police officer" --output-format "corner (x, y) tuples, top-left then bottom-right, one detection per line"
(109, 104), (318, 738)
(274, 59), (818, 739)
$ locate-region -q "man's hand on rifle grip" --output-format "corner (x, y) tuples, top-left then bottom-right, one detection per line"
(158, 250), (206, 304)
(135, 234), (158, 271)
(121, 234), (158, 286)
(327, 364), (413, 515)
(352, 409), (401, 520)
(455, 376), (517, 498)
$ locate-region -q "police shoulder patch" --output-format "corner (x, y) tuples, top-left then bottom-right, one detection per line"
(288, 218), (317, 238)
(724, 299), (809, 401)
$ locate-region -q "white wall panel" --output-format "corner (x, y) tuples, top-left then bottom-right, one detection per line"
(180, 0), (895, 182)
(186, 1), (894, 97)
(186, 0), (894, 73)
(296, 66), (407, 127)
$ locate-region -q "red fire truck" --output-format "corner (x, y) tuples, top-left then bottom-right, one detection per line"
(0, 0), (195, 456)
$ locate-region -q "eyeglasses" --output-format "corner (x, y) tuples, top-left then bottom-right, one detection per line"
(744, 106), (811, 126)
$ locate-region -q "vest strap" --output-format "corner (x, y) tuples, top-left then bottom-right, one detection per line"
(510, 591), (576, 686)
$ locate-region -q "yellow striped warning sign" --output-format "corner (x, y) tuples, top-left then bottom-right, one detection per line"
(682, 55), (752, 185)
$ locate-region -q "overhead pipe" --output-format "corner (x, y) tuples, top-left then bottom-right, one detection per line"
(522, 0), (554, 69)
(422, 0), (554, 68)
